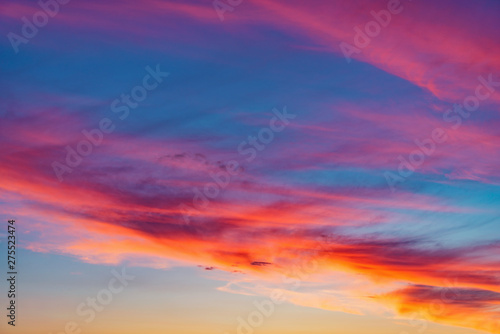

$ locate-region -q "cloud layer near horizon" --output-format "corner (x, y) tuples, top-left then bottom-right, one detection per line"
(1, 0), (500, 332)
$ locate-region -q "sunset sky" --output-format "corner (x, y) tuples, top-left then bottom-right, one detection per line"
(1, 0), (499, 333)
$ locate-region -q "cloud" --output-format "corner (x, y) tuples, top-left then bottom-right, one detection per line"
(2, 0), (500, 332)
(377, 284), (500, 333)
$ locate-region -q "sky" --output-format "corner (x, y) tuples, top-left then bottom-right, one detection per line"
(0, 0), (499, 333)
